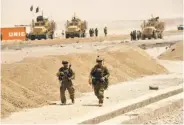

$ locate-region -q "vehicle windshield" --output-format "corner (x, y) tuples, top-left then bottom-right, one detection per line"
(69, 22), (78, 26)
(35, 22), (45, 26)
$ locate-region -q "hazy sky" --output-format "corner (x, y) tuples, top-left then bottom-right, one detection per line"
(1, 0), (183, 26)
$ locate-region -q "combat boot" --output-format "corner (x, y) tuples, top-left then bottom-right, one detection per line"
(99, 99), (103, 107)
(61, 100), (66, 105)
(71, 98), (75, 104)
(61, 102), (66, 105)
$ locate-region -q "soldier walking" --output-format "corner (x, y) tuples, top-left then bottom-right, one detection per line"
(89, 56), (110, 106)
(57, 61), (75, 105)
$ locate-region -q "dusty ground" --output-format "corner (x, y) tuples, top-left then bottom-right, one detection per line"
(2, 32), (183, 64)
(1, 30), (182, 48)
(1, 31), (183, 119)
(158, 41), (183, 61)
(1, 44), (168, 118)
(144, 107), (183, 124)
(1, 34), (129, 46)
(1, 62), (183, 124)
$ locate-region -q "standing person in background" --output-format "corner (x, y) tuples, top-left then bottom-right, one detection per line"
(137, 30), (141, 40)
(130, 31), (133, 41)
(91, 28), (95, 37)
(89, 28), (92, 37)
(95, 28), (98, 37)
(104, 27), (107, 36)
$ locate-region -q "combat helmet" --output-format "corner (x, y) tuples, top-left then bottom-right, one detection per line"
(96, 56), (104, 62)
(62, 60), (69, 64)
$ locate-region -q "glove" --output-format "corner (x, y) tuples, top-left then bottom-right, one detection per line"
(92, 77), (96, 80)
(68, 77), (73, 80)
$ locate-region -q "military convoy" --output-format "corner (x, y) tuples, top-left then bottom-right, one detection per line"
(65, 15), (87, 38)
(29, 15), (56, 40)
(141, 16), (165, 40)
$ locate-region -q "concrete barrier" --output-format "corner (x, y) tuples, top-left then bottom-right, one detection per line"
(99, 93), (183, 124)
(77, 85), (183, 124)
(121, 93), (183, 124)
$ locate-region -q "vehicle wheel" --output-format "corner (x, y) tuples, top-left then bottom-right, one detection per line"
(30, 35), (35, 40)
(66, 34), (69, 39)
(38, 37), (41, 40)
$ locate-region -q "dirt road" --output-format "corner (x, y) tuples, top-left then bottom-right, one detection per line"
(1, 32), (183, 64)
(1, 30), (182, 50)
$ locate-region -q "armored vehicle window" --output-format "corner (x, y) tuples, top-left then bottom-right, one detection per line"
(35, 23), (39, 26)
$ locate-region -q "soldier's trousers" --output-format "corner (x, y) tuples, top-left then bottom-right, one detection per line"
(60, 81), (75, 103)
(93, 83), (105, 103)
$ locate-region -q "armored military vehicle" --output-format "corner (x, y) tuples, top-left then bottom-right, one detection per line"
(65, 15), (87, 38)
(141, 16), (165, 40)
(29, 15), (56, 40)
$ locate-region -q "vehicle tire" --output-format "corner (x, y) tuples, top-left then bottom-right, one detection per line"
(66, 34), (69, 39)
(38, 37), (41, 40)
(30, 35), (35, 40)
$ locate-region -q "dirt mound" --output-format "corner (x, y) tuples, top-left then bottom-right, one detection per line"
(1, 45), (168, 117)
(158, 41), (183, 61)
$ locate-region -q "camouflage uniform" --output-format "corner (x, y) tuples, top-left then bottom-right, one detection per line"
(89, 29), (92, 37)
(90, 57), (110, 106)
(91, 28), (94, 37)
(57, 61), (75, 104)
